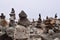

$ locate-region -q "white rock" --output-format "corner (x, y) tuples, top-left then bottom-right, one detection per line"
(14, 25), (29, 39)
(54, 38), (60, 40)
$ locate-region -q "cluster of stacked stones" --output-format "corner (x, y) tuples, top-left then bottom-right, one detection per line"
(0, 8), (60, 40)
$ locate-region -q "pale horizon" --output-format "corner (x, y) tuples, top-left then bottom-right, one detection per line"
(0, 0), (60, 21)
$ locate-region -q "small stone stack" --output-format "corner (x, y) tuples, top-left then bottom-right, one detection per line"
(0, 13), (8, 27)
(38, 14), (42, 23)
(55, 13), (57, 19)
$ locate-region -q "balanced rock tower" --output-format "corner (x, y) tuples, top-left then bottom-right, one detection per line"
(0, 13), (8, 27)
(9, 8), (16, 27)
(18, 10), (30, 27)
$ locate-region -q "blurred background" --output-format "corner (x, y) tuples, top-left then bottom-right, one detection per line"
(0, 0), (60, 21)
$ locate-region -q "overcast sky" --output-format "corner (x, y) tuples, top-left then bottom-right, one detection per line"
(0, 0), (60, 21)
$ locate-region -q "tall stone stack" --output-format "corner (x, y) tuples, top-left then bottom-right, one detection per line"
(36, 14), (42, 28)
(18, 10), (30, 27)
(9, 8), (16, 27)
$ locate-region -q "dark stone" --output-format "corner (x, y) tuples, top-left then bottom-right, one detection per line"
(35, 14), (42, 28)
(0, 13), (5, 19)
(0, 33), (13, 40)
(38, 14), (42, 23)
(46, 16), (48, 19)
(9, 20), (16, 27)
(11, 8), (15, 13)
(19, 10), (27, 18)
(18, 10), (30, 27)
(55, 13), (57, 18)
(9, 8), (15, 17)
(32, 19), (35, 23)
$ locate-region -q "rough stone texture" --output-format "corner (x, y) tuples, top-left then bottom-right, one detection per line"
(14, 25), (29, 40)
(9, 8), (16, 27)
(0, 33), (13, 40)
(19, 10), (27, 18)
(0, 10), (60, 40)
(18, 10), (30, 27)
(0, 13), (8, 27)
(0, 13), (5, 19)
